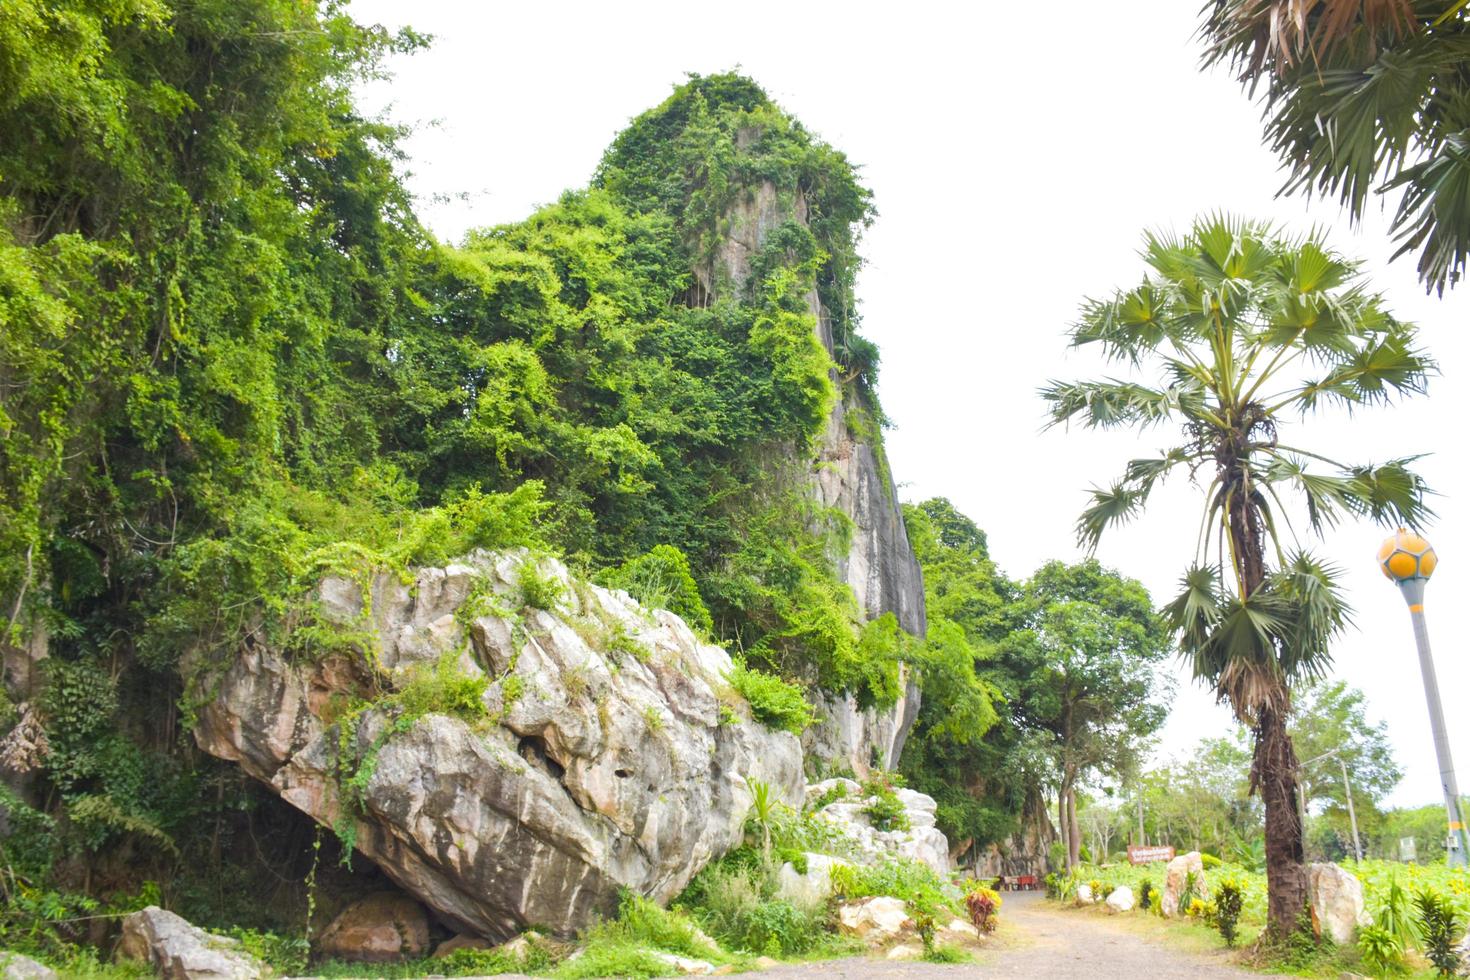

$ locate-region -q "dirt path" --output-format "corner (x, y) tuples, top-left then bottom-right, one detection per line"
(745, 892), (1256, 979)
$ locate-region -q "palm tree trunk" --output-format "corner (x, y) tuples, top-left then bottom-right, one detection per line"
(1227, 466), (1309, 939)
(1256, 703), (1307, 936)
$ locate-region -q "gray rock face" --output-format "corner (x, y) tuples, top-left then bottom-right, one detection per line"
(705, 180), (927, 776)
(117, 907), (264, 979)
(191, 550), (803, 941)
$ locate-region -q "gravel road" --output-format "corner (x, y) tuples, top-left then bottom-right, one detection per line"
(743, 892), (1256, 979)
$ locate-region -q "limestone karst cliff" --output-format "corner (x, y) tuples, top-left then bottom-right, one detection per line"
(192, 550), (805, 939)
(677, 147), (928, 779)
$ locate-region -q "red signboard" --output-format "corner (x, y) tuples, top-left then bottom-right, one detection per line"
(1127, 845), (1176, 865)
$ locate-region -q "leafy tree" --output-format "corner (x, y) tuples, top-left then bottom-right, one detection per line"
(1007, 560), (1172, 869)
(1291, 681), (1401, 859)
(1044, 215), (1433, 935)
(1201, 0), (1470, 293)
(899, 500), (1034, 861)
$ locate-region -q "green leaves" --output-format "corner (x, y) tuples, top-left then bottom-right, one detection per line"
(1073, 449), (1199, 551)
(1164, 554), (1349, 719)
(1201, 2), (1470, 293)
(1265, 453), (1433, 532)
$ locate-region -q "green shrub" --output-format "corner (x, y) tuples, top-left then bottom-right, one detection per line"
(678, 849), (835, 958)
(726, 664), (814, 735)
(1138, 879), (1154, 911)
(1214, 877), (1245, 948)
(587, 892), (722, 963)
(598, 545), (712, 633)
(1357, 923), (1407, 977)
(1415, 889), (1461, 977)
(394, 653), (490, 724)
(860, 773), (909, 833)
(1199, 852), (1222, 869)
(229, 929), (309, 975)
(829, 858), (956, 929)
(805, 782), (847, 813)
(517, 561), (567, 611)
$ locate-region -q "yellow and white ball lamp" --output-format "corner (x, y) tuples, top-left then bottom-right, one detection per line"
(1379, 529), (1468, 867)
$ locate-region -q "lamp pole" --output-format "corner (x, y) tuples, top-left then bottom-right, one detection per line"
(1379, 529), (1468, 867)
(1297, 747), (1363, 863)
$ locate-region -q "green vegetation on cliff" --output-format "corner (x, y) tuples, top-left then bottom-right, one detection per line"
(0, 0), (932, 960)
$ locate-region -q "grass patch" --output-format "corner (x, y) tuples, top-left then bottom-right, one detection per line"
(922, 944), (973, 963)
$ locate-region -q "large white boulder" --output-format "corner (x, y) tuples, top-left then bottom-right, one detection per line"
(1106, 885), (1136, 912)
(1306, 862), (1370, 945)
(1160, 851), (1206, 918)
(0, 952), (57, 980)
(837, 896), (916, 945)
(189, 550), (804, 941)
(117, 907), (265, 979)
(316, 891), (430, 962)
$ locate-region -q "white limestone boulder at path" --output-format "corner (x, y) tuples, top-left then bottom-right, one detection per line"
(837, 896), (917, 946)
(0, 952), (57, 980)
(1106, 885), (1136, 912)
(803, 777), (950, 875)
(1305, 862), (1370, 945)
(1160, 851), (1207, 918)
(188, 549), (804, 941)
(117, 907), (266, 980)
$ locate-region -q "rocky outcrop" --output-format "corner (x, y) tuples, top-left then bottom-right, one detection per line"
(969, 788), (1054, 877)
(1306, 862), (1369, 945)
(190, 550), (803, 941)
(117, 907), (264, 980)
(805, 778), (950, 875)
(316, 892), (430, 962)
(1160, 851), (1206, 918)
(704, 180), (927, 777)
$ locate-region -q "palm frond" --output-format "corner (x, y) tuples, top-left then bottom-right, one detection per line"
(1075, 482), (1146, 553)
(1201, 0), (1419, 82)
(1268, 551), (1352, 683)
(1287, 329), (1435, 412)
(1387, 132), (1470, 294)
(1040, 379), (1184, 430)
(1346, 456), (1436, 527)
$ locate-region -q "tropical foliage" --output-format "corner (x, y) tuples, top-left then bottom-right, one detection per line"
(0, 0), (920, 961)
(1044, 214), (1433, 935)
(1201, 0), (1470, 293)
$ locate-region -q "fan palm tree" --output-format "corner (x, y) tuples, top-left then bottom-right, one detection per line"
(1043, 215), (1434, 937)
(1200, 0), (1470, 294)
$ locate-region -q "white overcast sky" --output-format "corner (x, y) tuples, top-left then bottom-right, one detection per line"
(348, 0), (1470, 810)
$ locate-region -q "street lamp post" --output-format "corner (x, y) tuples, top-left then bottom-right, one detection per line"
(1379, 528), (1469, 867)
(1297, 747), (1363, 863)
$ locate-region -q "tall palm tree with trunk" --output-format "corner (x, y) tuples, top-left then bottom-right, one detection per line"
(1043, 215), (1434, 937)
